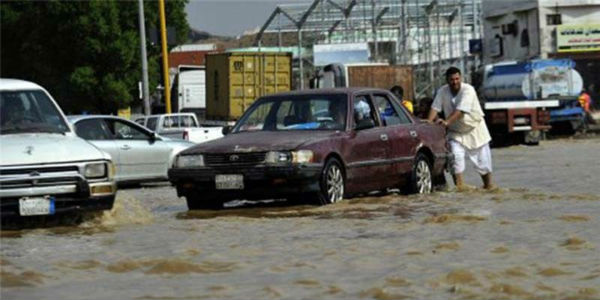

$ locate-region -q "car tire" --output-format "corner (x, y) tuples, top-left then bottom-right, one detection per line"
(404, 153), (433, 194)
(184, 192), (223, 210)
(316, 158), (345, 205)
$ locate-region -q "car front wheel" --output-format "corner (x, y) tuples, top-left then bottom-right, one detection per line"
(317, 158), (345, 205)
(184, 192), (223, 210)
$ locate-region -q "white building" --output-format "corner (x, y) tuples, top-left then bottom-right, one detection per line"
(482, 0), (600, 63)
(481, 0), (600, 90)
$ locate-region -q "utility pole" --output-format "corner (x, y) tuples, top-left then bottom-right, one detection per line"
(137, 0), (150, 115)
(159, 0), (171, 114)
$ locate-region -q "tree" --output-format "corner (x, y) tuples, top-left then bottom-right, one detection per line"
(0, 0), (189, 114)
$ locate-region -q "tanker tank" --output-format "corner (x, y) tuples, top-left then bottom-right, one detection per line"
(482, 59), (583, 101)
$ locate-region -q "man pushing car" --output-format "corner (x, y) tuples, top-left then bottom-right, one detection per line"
(427, 67), (497, 191)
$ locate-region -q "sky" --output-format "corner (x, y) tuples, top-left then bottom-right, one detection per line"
(185, 0), (309, 37)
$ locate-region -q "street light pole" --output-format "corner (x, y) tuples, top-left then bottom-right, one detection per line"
(137, 0), (150, 115)
(159, 0), (171, 114)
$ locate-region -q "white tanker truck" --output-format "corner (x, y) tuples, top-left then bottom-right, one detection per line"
(480, 59), (584, 145)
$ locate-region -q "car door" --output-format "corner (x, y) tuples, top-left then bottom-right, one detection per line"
(372, 93), (420, 185)
(73, 118), (122, 180)
(344, 94), (393, 193)
(105, 118), (172, 181)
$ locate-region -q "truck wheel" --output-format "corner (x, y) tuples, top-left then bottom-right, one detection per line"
(184, 193), (223, 210)
(524, 130), (541, 146)
(403, 153), (433, 194)
(316, 158), (345, 205)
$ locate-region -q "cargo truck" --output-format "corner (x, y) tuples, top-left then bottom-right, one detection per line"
(171, 65), (207, 119)
(480, 59), (583, 145)
(204, 52), (292, 126)
(310, 63), (414, 101)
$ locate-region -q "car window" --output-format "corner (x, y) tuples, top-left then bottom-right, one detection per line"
(1, 90), (69, 134)
(106, 119), (148, 140)
(134, 118), (145, 126)
(74, 119), (112, 140)
(181, 115), (197, 127)
(233, 94), (347, 132)
(372, 94), (411, 126)
(146, 117), (158, 131)
(163, 116), (179, 129)
(352, 95), (377, 128)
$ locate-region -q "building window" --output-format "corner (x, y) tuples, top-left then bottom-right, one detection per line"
(520, 29), (530, 47)
(547, 14), (562, 25)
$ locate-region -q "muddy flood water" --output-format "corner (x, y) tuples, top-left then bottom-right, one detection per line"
(2, 138), (600, 300)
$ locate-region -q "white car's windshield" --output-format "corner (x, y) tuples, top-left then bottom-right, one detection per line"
(233, 94), (347, 133)
(0, 90), (70, 135)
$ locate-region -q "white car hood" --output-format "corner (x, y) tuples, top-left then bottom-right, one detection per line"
(0, 133), (109, 166)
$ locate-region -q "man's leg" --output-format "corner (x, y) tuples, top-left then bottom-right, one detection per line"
(449, 140), (469, 190)
(481, 172), (496, 190)
(468, 143), (496, 190)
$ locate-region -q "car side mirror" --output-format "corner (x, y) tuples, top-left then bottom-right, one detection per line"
(222, 126), (232, 135)
(354, 119), (375, 131)
(149, 132), (158, 143)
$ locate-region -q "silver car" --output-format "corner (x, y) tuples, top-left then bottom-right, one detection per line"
(68, 115), (194, 185)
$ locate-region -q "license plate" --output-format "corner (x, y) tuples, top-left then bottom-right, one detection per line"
(215, 174), (244, 190)
(19, 196), (56, 216)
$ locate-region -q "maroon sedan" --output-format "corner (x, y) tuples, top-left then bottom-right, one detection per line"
(169, 88), (451, 210)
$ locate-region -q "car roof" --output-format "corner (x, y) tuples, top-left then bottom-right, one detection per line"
(67, 114), (132, 124)
(0, 78), (46, 91)
(261, 87), (391, 98)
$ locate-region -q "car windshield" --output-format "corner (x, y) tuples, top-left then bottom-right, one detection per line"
(0, 90), (70, 135)
(233, 94), (347, 133)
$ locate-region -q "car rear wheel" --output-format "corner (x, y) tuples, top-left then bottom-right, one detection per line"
(184, 192), (223, 210)
(404, 153), (433, 194)
(317, 158), (345, 205)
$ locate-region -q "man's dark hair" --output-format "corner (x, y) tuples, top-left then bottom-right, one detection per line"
(390, 85), (404, 98)
(445, 67), (461, 78)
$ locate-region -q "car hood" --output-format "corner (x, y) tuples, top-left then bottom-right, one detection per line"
(0, 133), (109, 166)
(182, 130), (338, 154)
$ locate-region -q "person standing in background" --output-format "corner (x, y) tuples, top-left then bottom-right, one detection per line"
(390, 85), (413, 114)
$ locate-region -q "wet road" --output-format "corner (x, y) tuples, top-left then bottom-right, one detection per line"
(2, 137), (600, 300)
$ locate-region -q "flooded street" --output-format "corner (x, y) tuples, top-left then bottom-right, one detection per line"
(2, 138), (600, 300)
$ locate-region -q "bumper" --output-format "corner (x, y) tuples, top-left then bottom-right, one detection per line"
(168, 163), (323, 201)
(0, 175), (116, 217)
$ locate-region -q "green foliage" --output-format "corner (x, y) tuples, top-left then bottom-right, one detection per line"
(0, 0), (189, 114)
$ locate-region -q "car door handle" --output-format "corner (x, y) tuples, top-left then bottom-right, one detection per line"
(121, 145), (131, 150)
(410, 130), (418, 138)
(380, 134), (388, 141)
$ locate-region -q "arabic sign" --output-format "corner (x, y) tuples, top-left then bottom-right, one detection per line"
(557, 24), (600, 53)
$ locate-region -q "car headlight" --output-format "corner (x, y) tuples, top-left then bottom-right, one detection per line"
(265, 150), (314, 164)
(265, 151), (292, 164)
(292, 150), (314, 163)
(176, 154), (205, 168)
(84, 162), (107, 178)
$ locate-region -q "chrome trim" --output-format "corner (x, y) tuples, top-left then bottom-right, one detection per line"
(0, 185), (78, 198)
(347, 156), (413, 168)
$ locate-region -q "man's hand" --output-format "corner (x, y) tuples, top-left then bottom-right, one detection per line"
(436, 119), (448, 127)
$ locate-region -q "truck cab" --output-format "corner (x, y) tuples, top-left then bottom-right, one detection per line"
(0, 79), (117, 218)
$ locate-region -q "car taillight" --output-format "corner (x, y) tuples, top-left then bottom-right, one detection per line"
(183, 130), (189, 140)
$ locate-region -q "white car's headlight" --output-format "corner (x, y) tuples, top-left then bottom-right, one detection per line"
(176, 154), (205, 168)
(84, 162), (107, 178)
(292, 150), (314, 163)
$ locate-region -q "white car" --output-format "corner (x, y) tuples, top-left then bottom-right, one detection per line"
(136, 113), (224, 144)
(68, 115), (194, 185)
(0, 79), (116, 218)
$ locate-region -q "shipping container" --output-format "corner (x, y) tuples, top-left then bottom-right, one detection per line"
(206, 52), (292, 121)
(346, 65), (414, 101)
